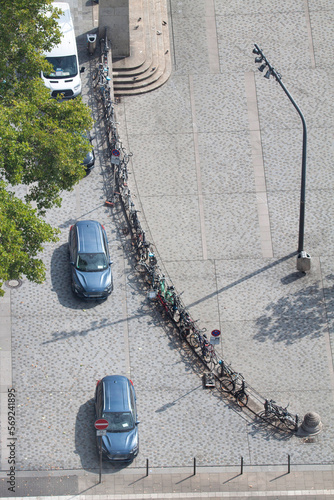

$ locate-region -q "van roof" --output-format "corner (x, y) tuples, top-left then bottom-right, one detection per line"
(45, 2), (76, 57)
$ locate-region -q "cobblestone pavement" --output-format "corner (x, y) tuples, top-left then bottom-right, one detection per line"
(0, 0), (334, 497)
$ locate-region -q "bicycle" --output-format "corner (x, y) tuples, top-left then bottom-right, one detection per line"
(128, 203), (142, 234)
(193, 334), (219, 368)
(107, 124), (119, 151)
(262, 399), (298, 431)
(163, 286), (183, 322)
(135, 260), (161, 290)
(233, 379), (248, 407)
(134, 231), (148, 259)
(92, 62), (104, 86)
(177, 309), (194, 339)
(217, 359), (234, 379)
(219, 371), (248, 407)
(104, 98), (115, 120)
(199, 336), (209, 360)
(220, 370), (239, 393)
(188, 328), (208, 350)
(93, 62), (110, 91)
(155, 288), (171, 316)
(220, 370), (244, 397)
(205, 343), (219, 367)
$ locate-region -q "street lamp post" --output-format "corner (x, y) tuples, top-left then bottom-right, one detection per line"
(253, 44), (311, 272)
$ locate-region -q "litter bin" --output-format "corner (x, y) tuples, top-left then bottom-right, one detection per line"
(87, 34), (97, 55)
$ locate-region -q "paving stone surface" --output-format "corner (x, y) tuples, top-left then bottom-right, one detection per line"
(1, 0), (334, 483)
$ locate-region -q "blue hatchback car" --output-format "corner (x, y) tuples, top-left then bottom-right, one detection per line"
(68, 220), (113, 299)
(95, 375), (139, 462)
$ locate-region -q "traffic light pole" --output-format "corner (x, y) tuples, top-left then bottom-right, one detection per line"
(253, 44), (311, 271)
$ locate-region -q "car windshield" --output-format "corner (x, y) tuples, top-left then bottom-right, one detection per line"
(102, 412), (135, 432)
(44, 55), (78, 78)
(76, 253), (108, 272)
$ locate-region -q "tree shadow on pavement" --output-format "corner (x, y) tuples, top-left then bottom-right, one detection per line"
(254, 278), (333, 345)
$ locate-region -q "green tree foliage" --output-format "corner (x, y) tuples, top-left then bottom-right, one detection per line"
(0, 0), (61, 85)
(0, 181), (59, 296)
(0, 0), (94, 294)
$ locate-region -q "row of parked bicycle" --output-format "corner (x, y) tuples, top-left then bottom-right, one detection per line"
(92, 44), (299, 434)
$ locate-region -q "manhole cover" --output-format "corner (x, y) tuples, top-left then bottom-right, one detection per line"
(5, 279), (23, 289)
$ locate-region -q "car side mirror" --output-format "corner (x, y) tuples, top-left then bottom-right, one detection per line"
(136, 420), (140, 425)
(109, 260), (113, 265)
(80, 67), (85, 73)
(70, 261), (75, 266)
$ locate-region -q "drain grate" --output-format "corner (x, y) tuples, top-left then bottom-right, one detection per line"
(5, 279), (23, 289)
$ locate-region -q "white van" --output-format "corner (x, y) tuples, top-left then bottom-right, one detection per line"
(41, 2), (82, 98)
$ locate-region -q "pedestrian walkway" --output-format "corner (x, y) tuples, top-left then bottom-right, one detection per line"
(1, 467), (334, 499)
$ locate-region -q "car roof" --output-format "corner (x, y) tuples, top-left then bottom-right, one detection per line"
(102, 375), (131, 413)
(76, 220), (105, 254)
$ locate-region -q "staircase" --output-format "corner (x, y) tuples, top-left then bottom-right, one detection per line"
(112, 0), (172, 97)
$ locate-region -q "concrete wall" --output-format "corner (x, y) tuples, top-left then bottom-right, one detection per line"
(98, 0), (130, 58)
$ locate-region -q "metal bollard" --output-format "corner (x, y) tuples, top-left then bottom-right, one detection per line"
(240, 456), (244, 475)
(146, 458), (149, 477)
(288, 454), (291, 474)
(193, 457), (196, 476)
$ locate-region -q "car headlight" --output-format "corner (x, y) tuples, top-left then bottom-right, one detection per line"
(74, 83), (81, 91)
(74, 282), (84, 292)
(130, 444), (138, 455)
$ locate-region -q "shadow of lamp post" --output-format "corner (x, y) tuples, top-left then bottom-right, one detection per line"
(253, 44), (311, 272)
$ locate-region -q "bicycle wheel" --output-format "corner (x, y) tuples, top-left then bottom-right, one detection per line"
(201, 346), (211, 363)
(281, 415), (298, 432)
(258, 410), (272, 422)
(217, 363), (232, 379)
(93, 74), (101, 89)
(157, 294), (169, 315)
(220, 376), (235, 393)
(179, 325), (190, 340)
(189, 333), (199, 348)
(209, 351), (218, 367)
(135, 261), (148, 273)
(145, 271), (157, 287)
(236, 392), (248, 407)
(92, 66), (99, 81)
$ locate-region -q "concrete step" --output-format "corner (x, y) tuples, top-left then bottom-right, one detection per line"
(113, 0), (158, 78)
(112, 0), (148, 71)
(112, 0), (171, 96)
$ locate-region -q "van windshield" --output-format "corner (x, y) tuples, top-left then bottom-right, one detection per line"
(44, 55), (78, 78)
